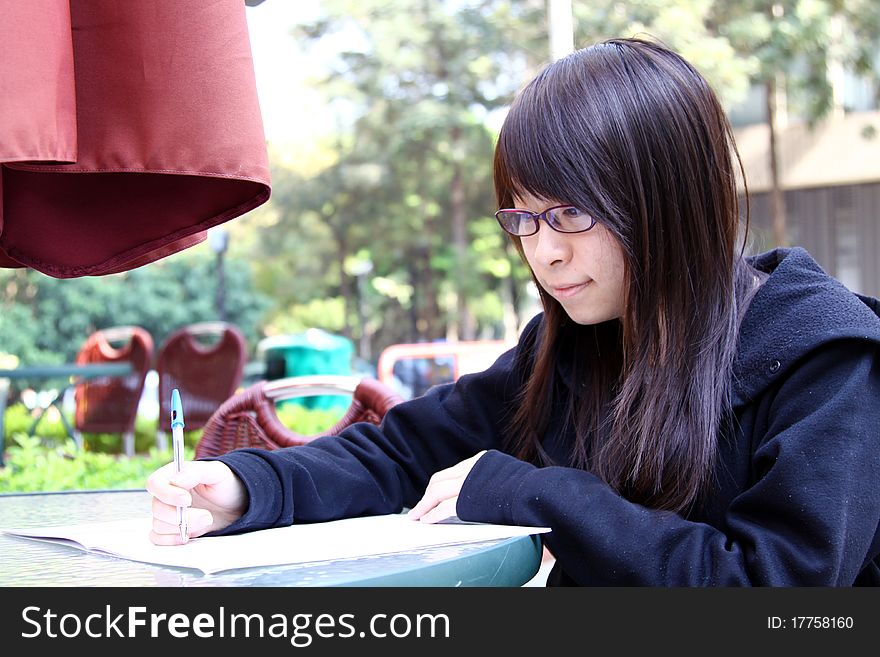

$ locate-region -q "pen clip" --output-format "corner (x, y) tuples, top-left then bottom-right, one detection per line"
(171, 388), (185, 429)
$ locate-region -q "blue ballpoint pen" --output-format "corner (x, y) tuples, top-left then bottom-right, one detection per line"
(171, 389), (188, 544)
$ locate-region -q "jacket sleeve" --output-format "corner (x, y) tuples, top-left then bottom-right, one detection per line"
(457, 340), (880, 585)
(207, 319), (539, 536)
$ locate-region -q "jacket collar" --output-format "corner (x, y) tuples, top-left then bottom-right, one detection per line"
(732, 247), (880, 406)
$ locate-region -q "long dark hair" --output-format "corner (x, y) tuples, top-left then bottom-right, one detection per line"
(495, 37), (756, 513)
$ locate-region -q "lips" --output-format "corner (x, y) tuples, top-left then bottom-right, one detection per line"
(550, 280), (591, 299)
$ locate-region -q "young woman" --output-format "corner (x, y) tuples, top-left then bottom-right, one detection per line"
(146, 38), (880, 586)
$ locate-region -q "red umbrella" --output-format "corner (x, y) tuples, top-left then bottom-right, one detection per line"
(0, 0), (270, 277)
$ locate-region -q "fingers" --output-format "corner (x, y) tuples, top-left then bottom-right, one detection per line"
(422, 453), (481, 484)
(150, 498), (213, 533)
(407, 476), (462, 521)
(146, 460), (240, 546)
(149, 502), (214, 546)
(411, 497), (458, 524)
(145, 462), (188, 507)
(145, 460), (230, 506)
(170, 459), (235, 489)
(407, 451), (488, 522)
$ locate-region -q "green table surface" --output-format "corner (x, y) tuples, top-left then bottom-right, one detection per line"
(0, 490), (543, 587)
(0, 362), (133, 379)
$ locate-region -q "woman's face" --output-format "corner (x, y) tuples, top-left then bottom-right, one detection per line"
(516, 193), (626, 325)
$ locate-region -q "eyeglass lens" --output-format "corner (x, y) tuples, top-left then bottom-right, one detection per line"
(496, 206), (593, 236)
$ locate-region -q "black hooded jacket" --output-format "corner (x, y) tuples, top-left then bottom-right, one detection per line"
(215, 247), (880, 585)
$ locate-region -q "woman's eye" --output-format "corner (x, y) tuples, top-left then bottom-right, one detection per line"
(562, 207), (583, 217)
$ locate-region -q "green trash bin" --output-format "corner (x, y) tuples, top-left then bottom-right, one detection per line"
(259, 330), (354, 410)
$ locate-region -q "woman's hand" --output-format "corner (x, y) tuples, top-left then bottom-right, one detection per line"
(146, 460), (248, 545)
(407, 451), (486, 523)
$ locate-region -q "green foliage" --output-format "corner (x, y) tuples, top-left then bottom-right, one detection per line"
(1, 403), (201, 455)
(0, 247), (272, 366)
(82, 419), (203, 456)
(2, 403), (70, 442)
(243, 0), (551, 349)
(0, 404), (345, 493)
(0, 303), (63, 366)
(269, 297), (347, 335)
(275, 403), (346, 435)
(710, 0), (880, 122)
(0, 434), (177, 493)
(573, 0), (757, 107)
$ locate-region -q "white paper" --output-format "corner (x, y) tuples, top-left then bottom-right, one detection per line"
(2, 514), (549, 575)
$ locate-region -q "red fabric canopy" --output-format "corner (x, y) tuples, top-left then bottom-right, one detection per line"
(0, 0), (270, 277)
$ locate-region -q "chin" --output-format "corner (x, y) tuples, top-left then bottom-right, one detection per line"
(563, 306), (620, 326)
(565, 312), (603, 326)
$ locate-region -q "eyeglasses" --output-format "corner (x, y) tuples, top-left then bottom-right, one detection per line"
(494, 204), (596, 237)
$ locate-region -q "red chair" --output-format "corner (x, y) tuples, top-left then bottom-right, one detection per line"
(74, 326), (154, 456)
(156, 322), (248, 449)
(195, 375), (404, 458)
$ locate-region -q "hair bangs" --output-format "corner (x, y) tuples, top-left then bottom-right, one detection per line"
(494, 105), (574, 208)
(494, 57), (626, 230)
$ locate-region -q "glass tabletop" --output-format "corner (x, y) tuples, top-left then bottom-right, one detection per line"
(0, 490), (542, 587)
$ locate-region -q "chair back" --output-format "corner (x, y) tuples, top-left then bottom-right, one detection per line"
(195, 375), (404, 458)
(156, 322), (248, 432)
(74, 326), (153, 434)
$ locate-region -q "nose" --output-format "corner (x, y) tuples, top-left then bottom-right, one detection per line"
(528, 221), (571, 267)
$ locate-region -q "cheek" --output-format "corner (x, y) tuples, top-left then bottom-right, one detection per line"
(592, 232), (627, 304)
(518, 238), (539, 269)
(602, 248), (627, 291)
(585, 231), (624, 279)
(609, 259), (627, 315)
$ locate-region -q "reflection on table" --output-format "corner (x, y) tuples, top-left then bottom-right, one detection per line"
(0, 362), (133, 465)
(0, 489), (542, 587)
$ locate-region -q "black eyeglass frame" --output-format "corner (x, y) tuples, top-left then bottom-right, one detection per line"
(494, 204), (597, 237)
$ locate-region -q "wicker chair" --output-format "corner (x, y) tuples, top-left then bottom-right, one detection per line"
(195, 375), (404, 458)
(156, 322), (248, 450)
(74, 325), (154, 456)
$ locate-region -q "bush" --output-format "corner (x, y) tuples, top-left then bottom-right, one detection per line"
(0, 403), (346, 493)
(2, 402), (200, 454)
(3, 402), (70, 442)
(275, 403), (346, 435)
(0, 434), (179, 493)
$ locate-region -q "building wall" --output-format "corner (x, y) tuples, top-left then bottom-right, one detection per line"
(743, 182), (880, 297)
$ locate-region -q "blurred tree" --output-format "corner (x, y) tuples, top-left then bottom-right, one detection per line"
(0, 251), (271, 366)
(0, 300), (61, 366)
(568, 0), (880, 247)
(708, 0), (880, 246)
(571, 0), (756, 106)
(281, 0), (548, 347)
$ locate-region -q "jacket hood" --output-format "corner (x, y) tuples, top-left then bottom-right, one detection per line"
(733, 247), (880, 406)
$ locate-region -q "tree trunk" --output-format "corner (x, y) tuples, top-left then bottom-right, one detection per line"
(766, 77), (788, 247)
(354, 274), (370, 361)
(333, 226), (354, 341)
(450, 129), (475, 340)
(419, 230), (442, 340)
(547, 0), (574, 61)
(413, 149), (442, 341)
(407, 251), (421, 343)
